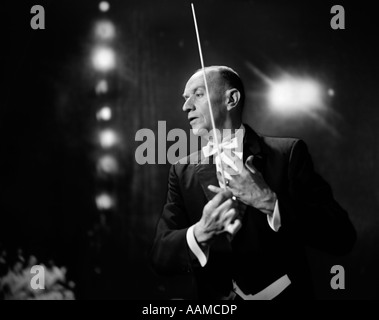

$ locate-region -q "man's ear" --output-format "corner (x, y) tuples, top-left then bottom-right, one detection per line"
(225, 88), (241, 111)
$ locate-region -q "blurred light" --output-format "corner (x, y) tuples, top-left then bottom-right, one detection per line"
(95, 193), (115, 210)
(328, 88), (335, 97)
(92, 47), (115, 72)
(267, 75), (324, 115)
(95, 20), (115, 40)
(99, 129), (119, 148)
(97, 155), (119, 174)
(95, 80), (108, 95)
(99, 1), (110, 12)
(96, 106), (112, 121)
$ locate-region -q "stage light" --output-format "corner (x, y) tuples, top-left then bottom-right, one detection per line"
(95, 80), (108, 95)
(99, 1), (110, 12)
(99, 129), (118, 148)
(328, 88), (335, 97)
(95, 20), (115, 40)
(267, 75), (324, 115)
(97, 155), (119, 174)
(95, 193), (115, 210)
(92, 46), (115, 72)
(96, 106), (112, 121)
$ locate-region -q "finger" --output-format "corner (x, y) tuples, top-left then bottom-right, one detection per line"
(225, 218), (242, 235)
(245, 155), (257, 174)
(216, 171), (235, 188)
(210, 197), (236, 222)
(222, 208), (239, 225)
(209, 185), (238, 204)
(208, 188), (233, 207)
(216, 171), (227, 186)
(216, 171), (225, 183)
(208, 185), (223, 194)
(214, 198), (235, 218)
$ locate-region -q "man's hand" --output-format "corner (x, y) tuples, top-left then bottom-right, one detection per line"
(214, 155), (277, 216)
(193, 189), (241, 247)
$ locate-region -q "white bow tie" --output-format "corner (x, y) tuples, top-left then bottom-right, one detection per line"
(202, 132), (244, 188)
(202, 136), (239, 158)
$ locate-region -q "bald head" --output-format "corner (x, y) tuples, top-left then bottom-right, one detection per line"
(192, 66), (245, 112)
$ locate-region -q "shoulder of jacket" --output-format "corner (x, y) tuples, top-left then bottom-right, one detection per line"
(260, 135), (302, 151)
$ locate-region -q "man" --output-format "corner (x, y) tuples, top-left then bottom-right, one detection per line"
(151, 66), (356, 299)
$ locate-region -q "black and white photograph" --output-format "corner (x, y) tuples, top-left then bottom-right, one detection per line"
(0, 0), (378, 305)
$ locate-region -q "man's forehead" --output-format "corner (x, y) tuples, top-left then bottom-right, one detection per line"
(184, 69), (221, 91)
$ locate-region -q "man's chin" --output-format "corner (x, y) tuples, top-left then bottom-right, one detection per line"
(191, 127), (209, 137)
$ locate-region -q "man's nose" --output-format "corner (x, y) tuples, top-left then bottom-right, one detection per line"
(182, 96), (194, 112)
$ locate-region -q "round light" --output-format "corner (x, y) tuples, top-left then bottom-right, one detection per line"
(328, 88), (335, 97)
(97, 155), (119, 174)
(99, 129), (118, 148)
(95, 193), (115, 210)
(268, 75), (324, 115)
(95, 80), (108, 95)
(96, 106), (112, 121)
(99, 1), (110, 12)
(95, 21), (115, 40)
(92, 47), (115, 72)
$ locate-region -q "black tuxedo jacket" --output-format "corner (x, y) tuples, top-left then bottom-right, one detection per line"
(151, 124), (356, 299)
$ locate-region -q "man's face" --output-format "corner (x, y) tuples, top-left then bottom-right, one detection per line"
(182, 70), (227, 136)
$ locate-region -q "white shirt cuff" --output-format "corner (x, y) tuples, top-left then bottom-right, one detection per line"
(186, 225), (209, 267)
(267, 199), (281, 232)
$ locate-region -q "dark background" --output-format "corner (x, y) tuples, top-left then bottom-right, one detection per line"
(0, 0), (377, 299)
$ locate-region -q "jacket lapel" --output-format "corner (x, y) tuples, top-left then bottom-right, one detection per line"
(243, 124), (264, 168)
(194, 156), (219, 202)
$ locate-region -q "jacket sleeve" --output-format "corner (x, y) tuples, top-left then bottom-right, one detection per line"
(277, 139), (357, 255)
(150, 164), (202, 275)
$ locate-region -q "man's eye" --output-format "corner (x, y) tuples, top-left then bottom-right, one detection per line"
(195, 93), (204, 98)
